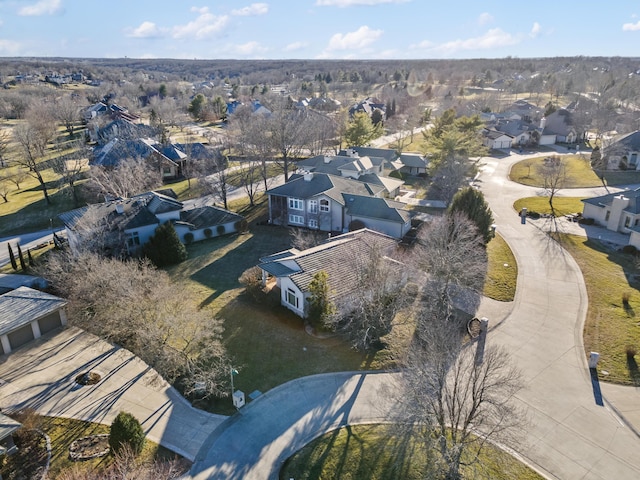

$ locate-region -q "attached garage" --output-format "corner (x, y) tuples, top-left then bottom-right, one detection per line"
(38, 312), (63, 334)
(8, 324), (34, 351)
(0, 287), (67, 355)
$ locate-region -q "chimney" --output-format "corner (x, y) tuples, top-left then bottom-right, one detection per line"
(304, 172), (313, 182)
(324, 156), (331, 164)
(115, 203), (124, 214)
(540, 117), (546, 129)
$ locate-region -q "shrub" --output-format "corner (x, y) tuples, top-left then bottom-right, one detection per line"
(203, 228), (213, 238)
(239, 266), (264, 301)
(622, 245), (637, 255)
(217, 225), (226, 235)
(109, 412), (145, 456)
(622, 291), (631, 308)
(578, 217), (595, 225)
(527, 211), (541, 220)
(626, 345), (637, 361)
(183, 232), (194, 244)
(235, 219), (248, 233)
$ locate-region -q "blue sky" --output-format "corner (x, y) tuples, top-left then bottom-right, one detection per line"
(0, 0), (638, 59)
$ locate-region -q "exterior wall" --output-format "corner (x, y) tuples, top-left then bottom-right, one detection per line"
(125, 223), (158, 251)
(608, 196), (630, 231)
(279, 277), (306, 317)
(484, 136), (512, 149)
(629, 230), (640, 249)
(174, 220), (239, 243)
(270, 194), (344, 232)
(345, 215), (410, 238)
(583, 203), (609, 227)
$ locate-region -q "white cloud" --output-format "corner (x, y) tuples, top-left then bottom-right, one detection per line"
(172, 7), (229, 39)
(126, 21), (164, 39)
(420, 28), (521, 55)
(326, 25), (383, 51)
(409, 40), (434, 50)
(623, 21), (640, 31)
(18, 0), (62, 16)
(316, 0), (409, 6)
(478, 12), (493, 25)
(0, 39), (21, 54)
(231, 41), (268, 56)
(231, 3), (269, 16)
(284, 41), (308, 52)
(530, 22), (541, 37)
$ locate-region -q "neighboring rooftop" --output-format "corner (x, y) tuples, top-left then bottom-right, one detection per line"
(0, 286), (67, 336)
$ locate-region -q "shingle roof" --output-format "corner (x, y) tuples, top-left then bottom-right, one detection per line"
(343, 194), (411, 223)
(259, 229), (400, 300)
(582, 187), (640, 214)
(267, 173), (380, 204)
(58, 196), (160, 232)
(0, 413), (21, 442)
(341, 147), (397, 162)
(399, 153), (428, 168)
(179, 205), (244, 229)
(0, 287), (66, 336)
(608, 131), (640, 151)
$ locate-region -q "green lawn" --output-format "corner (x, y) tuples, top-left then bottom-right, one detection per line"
(556, 234), (640, 384)
(167, 207), (371, 414)
(281, 424), (544, 480)
(513, 197), (586, 217)
(509, 155), (640, 188)
(484, 233), (517, 302)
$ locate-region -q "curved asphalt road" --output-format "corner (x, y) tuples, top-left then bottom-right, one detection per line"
(188, 152), (640, 480)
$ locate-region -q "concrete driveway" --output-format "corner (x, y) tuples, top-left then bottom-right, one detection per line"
(0, 327), (226, 461)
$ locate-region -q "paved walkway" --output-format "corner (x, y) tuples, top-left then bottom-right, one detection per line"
(186, 151), (640, 480)
(0, 327), (226, 461)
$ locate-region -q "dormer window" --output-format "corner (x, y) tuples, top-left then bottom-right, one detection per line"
(320, 199), (330, 212)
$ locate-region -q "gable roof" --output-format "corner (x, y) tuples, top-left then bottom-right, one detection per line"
(58, 195), (163, 233)
(0, 413), (21, 442)
(0, 286), (67, 336)
(543, 109), (575, 136)
(398, 152), (428, 169)
(297, 154), (384, 176)
(258, 229), (400, 299)
(267, 173), (381, 203)
(582, 187), (640, 214)
(607, 131), (640, 152)
(179, 205), (244, 230)
(340, 146), (397, 162)
(343, 194), (410, 223)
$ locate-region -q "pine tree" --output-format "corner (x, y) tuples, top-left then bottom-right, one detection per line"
(109, 411), (145, 456)
(16, 243), (26, 270)
(449, 187), (495, 244)
(7, 243), (17, 270)
(143, 222), (188, 267)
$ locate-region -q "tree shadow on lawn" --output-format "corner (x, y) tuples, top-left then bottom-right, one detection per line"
(627, 354), (640, 387)
(189, 226), (292, 308)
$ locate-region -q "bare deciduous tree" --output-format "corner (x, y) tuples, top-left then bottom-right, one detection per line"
(324, 244), (408, 351)
(41, 251), (230, 399)
(12, 110), (58, 204)
(52, 139), (88, 205)
(88, 157), (162, 199)
(399, 314), (524, 480)
(238, 157), (262, 207)
(414, 213), (487, 319)
(537, 155), (568, 214)
(54, 94), (83, 136)
(0, 128), (11, 168)
(196, 155), (230, 209)
(0, 176), (11, 202)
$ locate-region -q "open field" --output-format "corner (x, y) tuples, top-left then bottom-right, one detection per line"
(557, 234), (640, 384)
(281, 424), (544, 480)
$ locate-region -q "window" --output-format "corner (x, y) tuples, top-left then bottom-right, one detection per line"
(309, 200), (318, 214)
(286, 288), (299, 308)
(605, 211), (610, 221)
(288, 198), (304, 210)
(635, 219), (639, 227)
(625, 216), (631, 228)
(309, 219), (318, 228)
(320, 199), (330, 212)
(126, 232), (140, 248)
(289, 214), (304, 225)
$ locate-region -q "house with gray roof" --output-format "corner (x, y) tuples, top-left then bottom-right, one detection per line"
(338, 147), (428, 176)
(603, 131), (640, 170)
(0, 286), (67, 355)
(266, 172), (411, 238)
(59, 191), (244, 256)
(582, 187), (640, 246)
(258, 228), (404, 318)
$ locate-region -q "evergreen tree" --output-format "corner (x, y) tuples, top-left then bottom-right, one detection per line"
(188, 94), (206, 121)
(448, 187), (495, 244)
(16, 243), (26, 270)
(308, 271), (336, 329)
(7, 243), (17, 270)
(344, 112), (383, 147)
(143, 222), (188, 267)
(109, 411), (145, 456)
